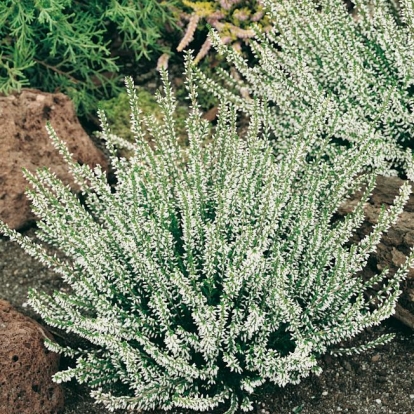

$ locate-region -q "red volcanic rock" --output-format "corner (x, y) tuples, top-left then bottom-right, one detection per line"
(0, 299), (64, 414)
(0, 89), (108, 230)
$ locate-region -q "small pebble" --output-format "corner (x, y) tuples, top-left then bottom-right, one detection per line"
(375, 399), (381, 405)
(371, 354), (380, 362)
(322, 391), (328, 396)
(342, 361), (352, 371)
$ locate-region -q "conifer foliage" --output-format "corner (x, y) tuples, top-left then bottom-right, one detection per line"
(1, 61), (414, 412)
(0, 0), (179, 115)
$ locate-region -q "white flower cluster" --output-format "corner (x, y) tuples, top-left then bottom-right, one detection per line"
(194, 0), (414, 180)
(1, 59), (413, 412)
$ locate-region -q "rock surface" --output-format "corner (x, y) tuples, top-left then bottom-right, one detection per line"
(338, 175), (414, 328)
(0, 89), (108, 230)
(0, 299), (64, 414)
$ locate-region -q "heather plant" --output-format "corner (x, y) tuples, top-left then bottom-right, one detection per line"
(1, 59), (414, 413)
(97, 87), (190, 158)
(0, 0), (179, 115)
(193, 0), (414, 179)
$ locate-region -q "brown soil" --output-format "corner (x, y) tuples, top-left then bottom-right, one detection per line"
(1, 228), (413, 414)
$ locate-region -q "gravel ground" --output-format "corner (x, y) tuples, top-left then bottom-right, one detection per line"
(1, 227), (413, 414)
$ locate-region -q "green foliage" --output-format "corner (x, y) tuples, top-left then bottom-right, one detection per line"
(0, 0), (180, 115)
(1, 58), (414, 412)
(195, 0), (414, 179)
